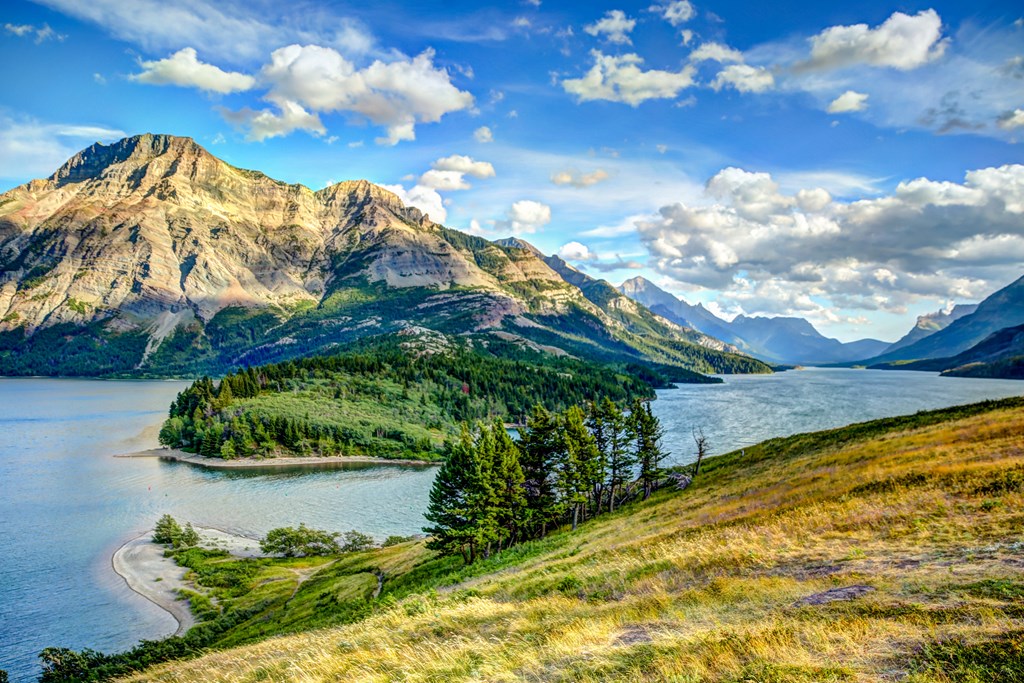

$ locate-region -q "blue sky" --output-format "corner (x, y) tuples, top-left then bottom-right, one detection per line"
(1, 0), (1022, 341)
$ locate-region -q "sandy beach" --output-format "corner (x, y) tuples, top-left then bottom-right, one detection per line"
(111, 526), (264, 636)
(116, 447), (438, 469)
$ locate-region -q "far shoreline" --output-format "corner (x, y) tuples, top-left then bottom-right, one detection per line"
(116, 447), (440, 469)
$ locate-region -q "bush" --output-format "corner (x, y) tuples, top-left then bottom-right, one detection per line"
(381, 534), (416, 547)
(177, 523), (200, 549)
(153, 514), (182, 545)
(260, 524), (340, 557)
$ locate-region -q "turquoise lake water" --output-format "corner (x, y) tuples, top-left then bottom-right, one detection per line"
(1, 369), (1021, 681)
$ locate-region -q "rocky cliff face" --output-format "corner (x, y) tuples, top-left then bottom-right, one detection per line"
(0, 134), (757, 376)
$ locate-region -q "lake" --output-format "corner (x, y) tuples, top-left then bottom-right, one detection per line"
(1, 369), (1021, 681)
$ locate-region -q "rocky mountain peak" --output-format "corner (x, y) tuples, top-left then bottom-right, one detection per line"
(51, 134), (210, 186)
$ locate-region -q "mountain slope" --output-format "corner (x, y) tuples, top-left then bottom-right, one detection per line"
(866, 275), (1024, 364)
(0, 134), (765, 378)
(617, 276), (889, 365)
(884, 303), (978, 354)
(874, 322), (1024, 379)
(113, 397), (1024, 682)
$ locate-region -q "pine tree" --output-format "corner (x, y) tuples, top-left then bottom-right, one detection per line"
(490, 419), (527, 548)
(633, 399), (667, 500)
(520, 405), (560, 538)
(600, 398), (634, 513)
(561, 405), (601, 530)
(423, 425), (485, 564)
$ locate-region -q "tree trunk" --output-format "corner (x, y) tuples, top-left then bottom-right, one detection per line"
(572, 503), (580, 531)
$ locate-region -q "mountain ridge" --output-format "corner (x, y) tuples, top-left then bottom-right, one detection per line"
(0, 134), (770, 378)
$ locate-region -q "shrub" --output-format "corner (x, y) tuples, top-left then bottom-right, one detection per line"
(260, 524), (340, 557)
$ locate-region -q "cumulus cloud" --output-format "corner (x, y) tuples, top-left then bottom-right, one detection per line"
(474, 125), (493, 142)
(689, 42), (744, 63)
(131, 47), (256, 93)
(998, 108), (1024, 130)
(798, 10), (949, 72)
(636, 164), (1024, 318)
(495, 200), (552, 235)
(380, 183), (446, 223)
(563, 51), (696, 105)
(584, 10), (636, 45)
(418, 154), (495, 190)
(711, 64), (775, 93)
(221, 99), (325, 141)
(651, 1), (695, 26)
(551, 168), (610, 188)
(557, 241), (596, 261)
(252, 45), (473, 146)
(827, 90), (869, 113)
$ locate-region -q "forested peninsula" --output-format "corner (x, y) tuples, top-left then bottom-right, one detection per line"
(157, 332), (686, 462)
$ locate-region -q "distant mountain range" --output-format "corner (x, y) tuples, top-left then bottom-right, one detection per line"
(0, 134), (771, 378)
(618, 277), (890, 365)
(863, 275), (1024, 366)
(876, 323), (1024, 379)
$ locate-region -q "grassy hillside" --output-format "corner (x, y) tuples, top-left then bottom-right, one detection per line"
(94, 397), (1024, 681)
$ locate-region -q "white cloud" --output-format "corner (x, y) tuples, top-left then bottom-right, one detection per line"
(131, 47), (256, 94)
(563, 51), (696, 105)
(652, 1), (695, 26)
(4, 22), (65, 43)
(689, 42), (743, 63)
(256, 44), (473, 146)
(558, 241), (596, 261)
(584, 10), (636, 45)
(551, 168), (610, 188)
(34, 0), (372, 63)
(0, 115), (126, 180)
(799, 10), (949, 72)
(998, 108), (1024, 130)
(432, 154), (495, 178)
(636, 164), (1024, 318)
(680, 29), (693, 45)
(711, 64), (774, 93)
(474, 125), (493, 142)
(496, 200), (551, 235)
(827, 90), (869, 113)
(380, 183), (447, 223)
(417, 154), (495, 190)
(221, 99), (325, 141)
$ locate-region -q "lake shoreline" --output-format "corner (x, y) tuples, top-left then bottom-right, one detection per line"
(111, 526), (265, 637)
(116, 447), (440, 469)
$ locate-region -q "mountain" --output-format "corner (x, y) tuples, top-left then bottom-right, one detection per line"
(618, 276), (743, 346)
(617, 276), (889, 365)
(0, 134), (769, 377)
(866, 275), (1024, 364)
(873, 323), (1024, 379)
(883, 304), (978, 354)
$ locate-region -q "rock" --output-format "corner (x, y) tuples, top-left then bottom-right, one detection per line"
(795, 585), (875, 606)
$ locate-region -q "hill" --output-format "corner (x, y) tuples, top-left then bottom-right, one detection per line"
(866, 275), (1024, 364)
(619, 276), (889, 365)
(44, 397), (1024, 682)
(0, 135), (772, 379)
(873, 323), (1024, 379)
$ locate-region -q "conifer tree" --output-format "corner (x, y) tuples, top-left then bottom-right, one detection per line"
(599, 398), (633, 513)
(520, 405), (560, 538)
(633, 399), (667, 500)
(561, 405), (601, 530)
(423, 425), (485, 564)
(490, 420), (527, 547)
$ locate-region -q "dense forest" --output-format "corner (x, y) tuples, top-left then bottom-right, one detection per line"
(158, 334), (669, 461)
(425, 397), (670, 564)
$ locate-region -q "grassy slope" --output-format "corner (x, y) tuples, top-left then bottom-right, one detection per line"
(128, 398), (1024, 682)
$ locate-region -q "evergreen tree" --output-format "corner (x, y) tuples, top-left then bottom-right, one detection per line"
(560, 406), (601, 530)
(490, 420), (527, 548)
(633, 399), (667, 500)
(520, 405), (560, 538)
(599, 398), (634, 513)
(423, 426), (485, 564)
(153, 514), (182, 545)
(177, 522), (200, 548)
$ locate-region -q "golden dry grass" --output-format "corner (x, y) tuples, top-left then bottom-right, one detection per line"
(124, 403), (1024, 682)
